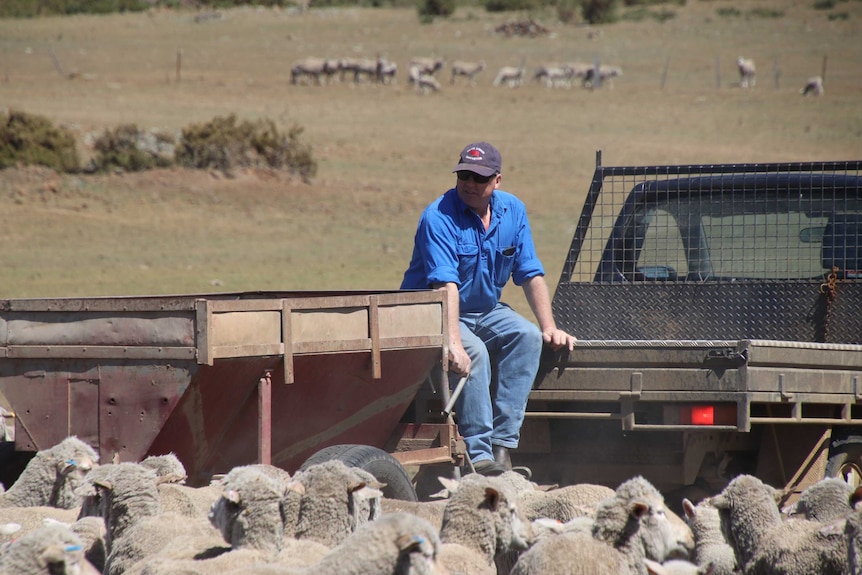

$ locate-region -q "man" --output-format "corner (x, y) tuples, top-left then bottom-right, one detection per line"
(401, 141), (576, 476)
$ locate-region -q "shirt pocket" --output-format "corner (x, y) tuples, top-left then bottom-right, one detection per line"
(457, 243), (480, 278)
(494, 246), (517, 286)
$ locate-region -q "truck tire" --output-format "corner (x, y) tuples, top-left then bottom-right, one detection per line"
(825, 435), (862, 487)
(299, 444), (418, 501)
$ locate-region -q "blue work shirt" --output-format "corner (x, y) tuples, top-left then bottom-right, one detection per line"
(401, 188), (545, 314)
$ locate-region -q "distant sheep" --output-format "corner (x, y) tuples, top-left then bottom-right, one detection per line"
(800, 76), (824, 96)
(409, 57), (445, 77)
(583, 64), (623, 89)
(0, 436), (98, 510)
(532, 65), (575, 89)
(450, 60), (486, 85)
(708, 474), (846, 575)
(408, 66), (441, 95)
(493, 64), (524, 88)
(291, 57), (327, 86)
(737, 57), (756, 88)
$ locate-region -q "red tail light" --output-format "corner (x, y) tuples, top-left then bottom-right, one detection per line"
(690, 405), (715, 425)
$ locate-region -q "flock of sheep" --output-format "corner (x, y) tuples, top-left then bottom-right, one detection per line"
(289, 55), (624, 94)
(0, 436), (859, 574)
(290, 53), (825, 96)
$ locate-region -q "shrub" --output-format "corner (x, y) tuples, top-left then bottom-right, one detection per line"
(417, 0), (455, 20)
(0, 0), (149, 18)
(91, 124), (175, 173)
(175, 114), (317, 181)
(747, 7), (784, 18)
(581, 0), (619, 23)
(485, 0), (540, 12)
(716, 6), (741, 17)
(556, 0), (581, 23)
(0, 110), (80, 173)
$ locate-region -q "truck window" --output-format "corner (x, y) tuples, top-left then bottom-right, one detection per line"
(702, 211), (829, 279)
(634, 208), (689, 280)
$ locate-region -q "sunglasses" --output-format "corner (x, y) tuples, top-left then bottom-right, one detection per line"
(457, 171), (495, 184)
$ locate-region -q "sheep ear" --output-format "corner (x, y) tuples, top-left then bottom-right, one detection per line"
(483, 487), (501, 511)
(643, 558), (665, 575)
(285, 480), (306, 496)
(435, 476), (460, 496)
(93, 479), (114, 491)
(225, 489), (242, 505)
(700, 560), (716, 575)
(629, 500), (649, 520)
(851, 486), (862, 508)
(682, 498), (696, 519)
(708, 494), (728, 510)
(58, 459), (77, 475)
(396, 534), (425, 552)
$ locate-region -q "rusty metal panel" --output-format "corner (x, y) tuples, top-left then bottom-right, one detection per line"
(5, 346), (196, 360)
(4, 312), (195, 347)
(4, 296), (199, 313)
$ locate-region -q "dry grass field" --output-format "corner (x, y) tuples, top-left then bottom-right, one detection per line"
(0, 0), (861, 317)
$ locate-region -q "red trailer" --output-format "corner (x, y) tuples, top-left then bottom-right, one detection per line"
(0, 290), (461, 493)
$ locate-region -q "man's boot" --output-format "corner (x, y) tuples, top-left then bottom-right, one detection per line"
(492, 445), (513, 471)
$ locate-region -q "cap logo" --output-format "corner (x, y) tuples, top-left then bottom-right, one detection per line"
(466, 147), (484, 160)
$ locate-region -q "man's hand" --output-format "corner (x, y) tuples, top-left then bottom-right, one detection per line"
(542, 327), (577, 351)
(448, 341), (471, 376)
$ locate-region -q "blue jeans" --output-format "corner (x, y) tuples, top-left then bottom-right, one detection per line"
(450, 303), (543, 464)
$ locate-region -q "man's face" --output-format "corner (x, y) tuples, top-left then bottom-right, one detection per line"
(455, 171), (501, 213)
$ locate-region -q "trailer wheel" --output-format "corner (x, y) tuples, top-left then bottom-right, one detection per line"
(826, 435), (862, 488)
(299, 444), (418, 501)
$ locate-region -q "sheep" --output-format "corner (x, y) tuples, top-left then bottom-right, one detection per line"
(340, 57), (380, 83)
(437, 474), (533, 575)
(283, 460), (384, 548)
(783, 477), (854, 522)
(644, 558), (715, 575)
(800, 76), (824, 96)
(493, 64), (524, 88)
(0, 436), (98, 510)
(88, 463), (224, 575)
(378, 58), (398, 84)
(680, 498), (737, 575)
(290, 57), (327, 85)
(532, 65), (574, 89)
(450, 60), (485, 85)
(0, 523), (100, 574)
(323, 58), (343, 83)
(510, 475), (688, 575)
(708, 474), (847, 575)
(68, 516), (108, 573)
(408, 66), (441, 95)
(843, 493), (862, 575)
(409, 57), (445, 77)
(737, 57), (756, 88)
(583, 64), (623, 89)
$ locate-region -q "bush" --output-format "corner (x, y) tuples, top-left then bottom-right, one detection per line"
(0, 110), (80, 173)
(556, 0), (581, 23)
(485, 0), (540, 12)
(581, 0), (618, 23)
(91, 124), (175, 173)
(0, 0), (149, 18)
(417, 0), (455, 20)
(175, 114), (317, 181)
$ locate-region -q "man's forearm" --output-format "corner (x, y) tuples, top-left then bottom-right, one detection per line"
(522, 275), (557, 332)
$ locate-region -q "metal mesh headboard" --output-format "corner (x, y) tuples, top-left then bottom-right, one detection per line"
(553, 154), (862, 343)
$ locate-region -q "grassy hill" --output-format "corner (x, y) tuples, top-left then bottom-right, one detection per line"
(0, 0), (860, 317)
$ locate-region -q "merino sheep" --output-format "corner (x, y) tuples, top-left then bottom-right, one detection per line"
(450, 61), (485, 85)
(532, 65), (575, 89)
(737, 57), (756, 88)
(583, 64), (623, 89)
(708, 474), (847, 575)
(511, 475), (688, 575)
(680, 498), (737, 575)
(88, 463), (223, 575)
(0, 523), (100, 575)
(438, 474), (533, 575)
(800, 76), (824, 96)
(0, 506), (79, 546)
(283, 460), (384, 548)
(0, 436), (98, 510)
(381, 498), (448, 531)
(493, 64), (524, 88)
(783, 477), (854, 522)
